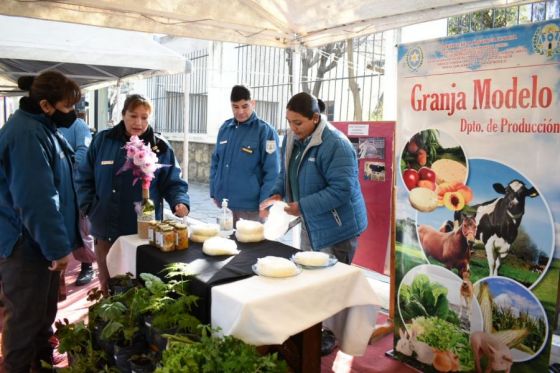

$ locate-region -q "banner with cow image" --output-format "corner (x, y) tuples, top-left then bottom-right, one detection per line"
(394, 21), (560, 372)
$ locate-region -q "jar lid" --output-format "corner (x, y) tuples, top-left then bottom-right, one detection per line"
(174, 223), (187, 229)
(162, 226), (174, 232)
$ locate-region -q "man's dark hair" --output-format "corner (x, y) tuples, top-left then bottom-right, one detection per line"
(230, 85), (251, 102)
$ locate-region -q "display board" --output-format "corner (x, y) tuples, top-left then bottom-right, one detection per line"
(394, 21), (560, 372)
(332, 121), (395, 274)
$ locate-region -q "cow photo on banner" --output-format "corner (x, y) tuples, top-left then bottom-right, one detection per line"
(394, 21), (560, 372)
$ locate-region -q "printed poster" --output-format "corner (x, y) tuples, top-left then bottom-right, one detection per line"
(394, 21), (560, 372)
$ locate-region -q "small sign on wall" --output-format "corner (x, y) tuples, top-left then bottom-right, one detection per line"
(348, 124), (369, 136)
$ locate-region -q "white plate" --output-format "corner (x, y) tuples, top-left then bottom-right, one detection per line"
(291, 253), (338, 269)
(251, 263), (302, 278)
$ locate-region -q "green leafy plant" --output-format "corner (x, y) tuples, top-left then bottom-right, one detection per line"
(155, 325), (288, 373)
(88, 284), (144, 346)
(399, 274), (460, 325)
(53, 318), (115, 372)
(139, 269), (200, 334)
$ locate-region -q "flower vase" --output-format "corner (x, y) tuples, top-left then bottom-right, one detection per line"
(137, 187), (155, 239)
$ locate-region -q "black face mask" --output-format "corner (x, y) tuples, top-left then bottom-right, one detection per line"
(50, 109), (77, 128)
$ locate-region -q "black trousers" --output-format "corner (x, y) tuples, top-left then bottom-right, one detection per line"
(0, 236), (59, 373)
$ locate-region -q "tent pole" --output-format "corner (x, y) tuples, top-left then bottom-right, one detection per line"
(182, 64), (192, 182)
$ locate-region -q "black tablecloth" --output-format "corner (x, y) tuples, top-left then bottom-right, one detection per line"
(136, 239), (299, 324)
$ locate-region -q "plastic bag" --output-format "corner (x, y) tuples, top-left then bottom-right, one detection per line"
(264, 201), (298, 240)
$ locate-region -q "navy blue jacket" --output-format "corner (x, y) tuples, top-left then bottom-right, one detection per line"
(58, 118), (92, 169)
(270, 119), (367, 250)
(210, 112), (280, 211)
(0, 101), (80, 260)
(75, 122), (189, 242)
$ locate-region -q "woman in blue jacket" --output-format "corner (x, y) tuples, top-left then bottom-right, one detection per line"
(0, 71), (81, 372)
(76, 94), (190, 294)
(261, 92), (367, 264)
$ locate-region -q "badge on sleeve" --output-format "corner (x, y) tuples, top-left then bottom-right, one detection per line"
(266, 140), (276, 154)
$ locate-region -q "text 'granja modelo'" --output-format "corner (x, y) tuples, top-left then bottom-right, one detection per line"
(410, 75), (552, 116)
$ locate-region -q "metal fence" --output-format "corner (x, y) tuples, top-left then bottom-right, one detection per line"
(145, 33), (386, 136)
(236, 33), (386, 135)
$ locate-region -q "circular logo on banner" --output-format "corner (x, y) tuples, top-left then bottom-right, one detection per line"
(532, 23), (560, 57)
(406, 46), (424, 71)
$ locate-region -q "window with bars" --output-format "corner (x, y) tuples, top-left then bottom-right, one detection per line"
(254, 99), (279, 128)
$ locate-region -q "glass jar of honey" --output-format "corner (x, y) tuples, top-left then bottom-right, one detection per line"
(148, 220), (159, 246)
(155, 224), (170, 250)
(160, 225), (176, 252)
(174, 223), (189, 250)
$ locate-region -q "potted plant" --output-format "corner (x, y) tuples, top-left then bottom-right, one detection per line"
(88, 283), (150, 371)
(54, 318), (115, 372)
(128, 352), (158, 373)
(154, 325), (288, 373)
(108, 272), (140, 295)
(139, 265), (200, 352)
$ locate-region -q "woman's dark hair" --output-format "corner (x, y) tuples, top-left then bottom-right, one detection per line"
(121, 94), (152, 116)
(286, 92), (321, 119)
(18, 71), (81, 106)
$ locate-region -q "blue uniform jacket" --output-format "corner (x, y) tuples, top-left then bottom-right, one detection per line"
(210, 112), (280, 211)
(58, 118), (92, 169)
(270, 119), (367, 250)
(0, 106), (80, 260)
(75, 122), (189, 242)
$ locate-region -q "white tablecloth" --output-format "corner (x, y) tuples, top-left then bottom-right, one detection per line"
(107, 234), (381, 356)
(106, 234), (147, 277)
(211, 263), (379, 356)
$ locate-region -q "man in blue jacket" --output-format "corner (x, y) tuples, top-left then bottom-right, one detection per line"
(210, 85), (280, 222)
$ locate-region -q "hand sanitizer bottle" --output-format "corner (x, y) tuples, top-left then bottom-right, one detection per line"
(218, 198), (234, 233)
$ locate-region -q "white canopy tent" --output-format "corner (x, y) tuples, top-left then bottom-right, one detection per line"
(0, 0), (538, 48)
(0, 15), (188, 95)
(0, 0), (540, 179)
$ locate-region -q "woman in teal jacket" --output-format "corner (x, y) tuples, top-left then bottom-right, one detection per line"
(0, 71), (81, 371)
(261, 92), (367, 264)
(75, 94), (190, 294)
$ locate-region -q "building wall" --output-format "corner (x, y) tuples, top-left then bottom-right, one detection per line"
(170, 140), (215, 184)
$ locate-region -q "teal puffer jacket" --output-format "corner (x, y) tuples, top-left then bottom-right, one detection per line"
(270, 119), (367, 250)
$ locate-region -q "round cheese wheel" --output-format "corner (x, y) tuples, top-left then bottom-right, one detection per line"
(294, 251), (330, 266)
(235, 230), (265, 243)
(190, 234), (215, 243)
(202, 236), (239, 256)
(190, 223), (220, 236)
(235, 219), (265, 242)
(256, 256), (298, 277)
(236, 219), (264, 233)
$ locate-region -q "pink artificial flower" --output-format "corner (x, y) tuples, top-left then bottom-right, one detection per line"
(133, 150), (146, 166)
(116, 135), (169, 187)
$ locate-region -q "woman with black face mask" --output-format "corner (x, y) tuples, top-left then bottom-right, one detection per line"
(0, 70), (82, 372)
